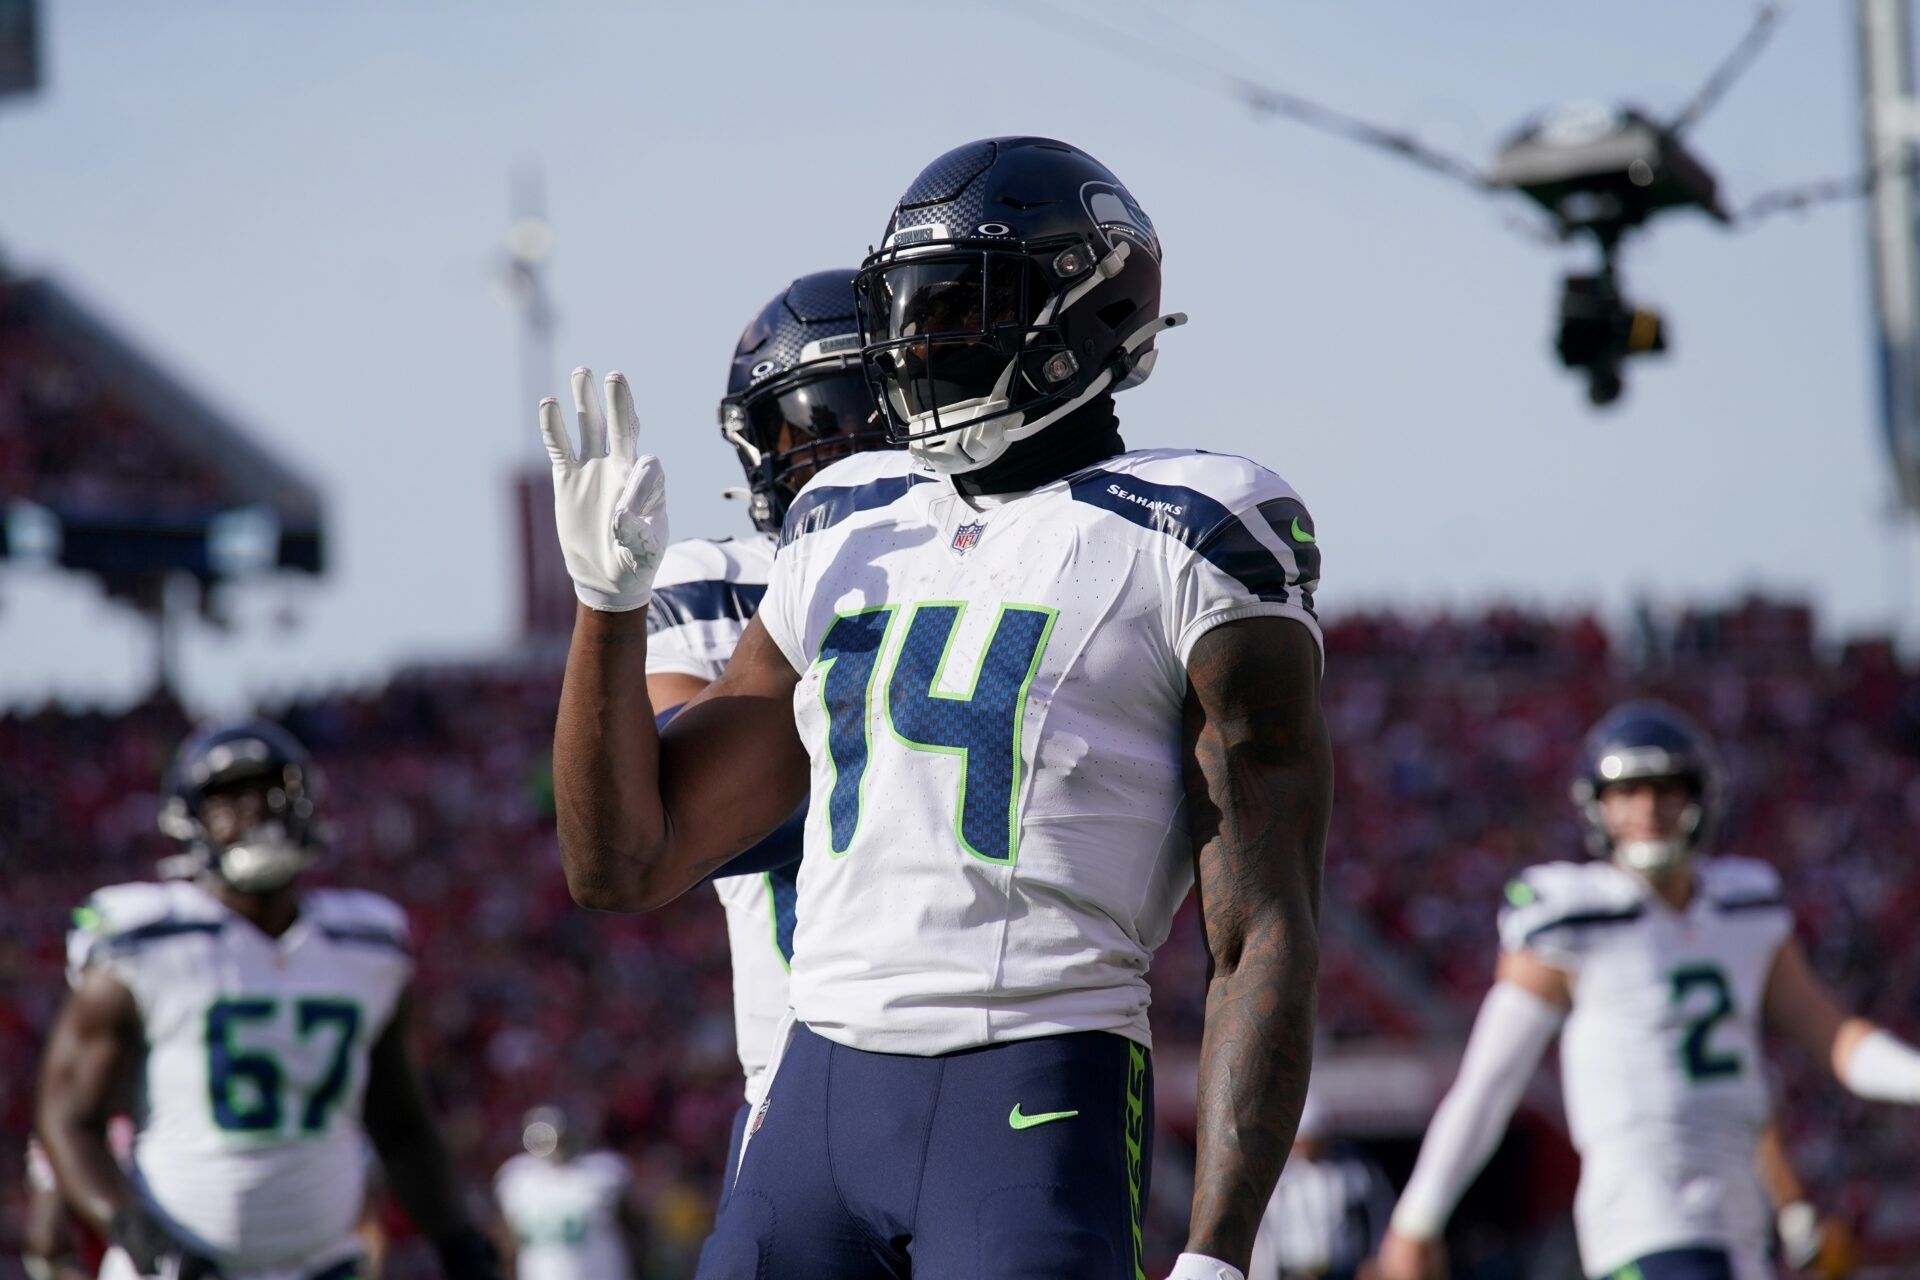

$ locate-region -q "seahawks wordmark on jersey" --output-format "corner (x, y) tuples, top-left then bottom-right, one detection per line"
(758, 448), (1321, 1055)
(69, 880), (412, 1276)
(647, 533), (795, 1098)
(494, 1151), (634, 1280)
(1500, 856), (1794, 1278)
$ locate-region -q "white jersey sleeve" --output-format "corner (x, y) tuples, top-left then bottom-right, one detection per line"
(1496, 860), (1644, 973)
(303, 888), (416, 1002)
(67, 880), (223, 997)
(1121, 451), (1324, 666)
(646, 536), (777, 684)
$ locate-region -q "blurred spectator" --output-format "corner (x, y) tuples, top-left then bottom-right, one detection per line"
(1248, 1088), (1394, 1280)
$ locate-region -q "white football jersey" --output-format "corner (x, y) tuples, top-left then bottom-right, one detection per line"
(758, 448), (1322, 1055)
(647, 533), (795, 1096)
(494, 1151), (634, 1280)
(1500, 856), (1793, 1276)
(68, 880), (412, 1275)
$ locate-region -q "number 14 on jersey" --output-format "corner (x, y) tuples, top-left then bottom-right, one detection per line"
(815, 602), (1057, 866)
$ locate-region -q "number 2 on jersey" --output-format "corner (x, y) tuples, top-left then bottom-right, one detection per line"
(817, 602), (1057, 865)
(207, 996), (363, 1135)
(1669, 963), (1742, 1081)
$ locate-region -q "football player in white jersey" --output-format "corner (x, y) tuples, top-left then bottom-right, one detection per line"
(36, 721), (501, 1280)
(493, 1106), (644, 1280)
(1375, 702), (1920, 1280)
(645, 269), (895, 1158)
(539, 137), (1331, 1280)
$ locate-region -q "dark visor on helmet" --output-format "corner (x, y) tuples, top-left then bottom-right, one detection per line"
(854, 250), (1068, 440)
(724, 366), (888, 508)
(735, 368), (877, 454)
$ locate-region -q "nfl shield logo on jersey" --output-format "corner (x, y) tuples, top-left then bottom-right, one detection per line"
(951, 522), (985, 555)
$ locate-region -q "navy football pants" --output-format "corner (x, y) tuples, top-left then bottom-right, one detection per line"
(695, 1025), (1153, 1280)
(1601, 1247), (1737, 1280)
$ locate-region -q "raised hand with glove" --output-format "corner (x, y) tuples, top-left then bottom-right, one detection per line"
(539, 366), (669, 613)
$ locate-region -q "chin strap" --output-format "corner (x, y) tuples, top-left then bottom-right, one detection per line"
(908, 309), (1189, 476)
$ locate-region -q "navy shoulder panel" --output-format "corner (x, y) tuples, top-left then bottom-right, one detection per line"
(319, 924), (413, 955)
(781, 473), (932, 548)
(98, 918), (223, 956)
(1066, 466), (1305, 605)
(648, 579), (768, 631)
(1521, 904), (1644, 943)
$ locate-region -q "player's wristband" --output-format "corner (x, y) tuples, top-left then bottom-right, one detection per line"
(1166, 1253), (1245, 1280)
(1778, 1201), (1823, 1270)
(1839, 1028), (1920, 1104)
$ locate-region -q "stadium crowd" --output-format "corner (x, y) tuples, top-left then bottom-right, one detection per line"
(0, 276), (238, 521)
(1, 596), (1917, 1274)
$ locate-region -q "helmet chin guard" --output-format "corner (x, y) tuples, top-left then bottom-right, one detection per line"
(216, 824), (316, 893)
(902, 312), (1186, 475)
(1612, 835), (1690, 877)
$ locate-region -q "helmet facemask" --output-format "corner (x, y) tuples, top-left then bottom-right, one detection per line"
(720, 360), (888, 533)
(159, 754), (318, 894)
(855, 232), (1179, 475)
(1573, 753), (1710, 877)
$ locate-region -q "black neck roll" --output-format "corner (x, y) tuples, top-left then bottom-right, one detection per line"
(952, 396), (1125, 499)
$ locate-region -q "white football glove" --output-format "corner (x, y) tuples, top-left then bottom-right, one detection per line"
(538, 367), (668, 612)
(1165, 1253), (1244, 1280)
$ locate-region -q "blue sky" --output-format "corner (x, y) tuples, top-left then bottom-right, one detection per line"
(1, 0), (1909, 708)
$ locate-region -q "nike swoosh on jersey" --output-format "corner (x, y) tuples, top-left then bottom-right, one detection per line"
(1290, 516), (1315, 543)
(1008, 1104), (1080, 1130)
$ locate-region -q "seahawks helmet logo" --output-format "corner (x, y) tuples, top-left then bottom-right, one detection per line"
(1081, 182), (1159, 260)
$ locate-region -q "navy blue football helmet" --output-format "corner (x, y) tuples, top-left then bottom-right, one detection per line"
(853, 136), (1185, 474)
(157, 719), (320, 892)
(1570, 700), (1722, 872)
(720, 270), (892, 533)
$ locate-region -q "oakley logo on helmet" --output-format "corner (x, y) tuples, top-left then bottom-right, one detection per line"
(750, 359), (780, 380)
(976, 221), (1013, 237)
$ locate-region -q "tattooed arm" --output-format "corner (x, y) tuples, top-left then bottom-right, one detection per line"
(1180, 617), (1332, 1272)
(555, 606), (810, 911)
